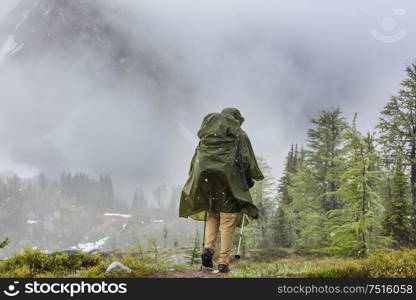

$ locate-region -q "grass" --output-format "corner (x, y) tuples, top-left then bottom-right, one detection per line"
(305, 249), (416, 278)
(227, 249), (416, 278)
(0, 248), (183, 278)
(227, 257), (339, 278)
(1, 247), (416, 278)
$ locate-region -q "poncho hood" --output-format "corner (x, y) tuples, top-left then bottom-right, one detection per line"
(221, 107), (245, 125)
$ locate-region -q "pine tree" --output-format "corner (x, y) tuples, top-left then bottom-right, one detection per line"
(102, 174), (115, 208)
(273, 204), (295, 247)
(173, 234), (180, 249)
(130, 239), (145, 260)
(383, 155), (413, 247)
(290, 161), (326, 249)
(167, 186), (181, 211)
(278, 144), (297, 205)
(147, 236), (158, 261)
(185, 228), (201, 265)
(377, 63), (416, 231)
(132, 187), (146, 208)
(273, 146), (299, 247)
(132, 187), (139, 208)
(38, 173), (48, 191)
(307, 108), (348, 211)
(324, 128), (391, 257)
(249, 157), (277, 248)
(153, 183), (167, 210)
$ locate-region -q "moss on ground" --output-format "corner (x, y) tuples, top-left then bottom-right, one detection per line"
(1, 248), (415, 278)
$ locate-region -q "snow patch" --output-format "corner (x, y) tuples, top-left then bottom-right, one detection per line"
(27, 220), (39, 224)
(0, 36), (16, 63)
(16, 9), (31, 31)
(0, 35), (24, 64)
(151, 219), (165, 223)
(71, 237), (109, 252)
(9, 43), (24, 56)
(15, 1), (39, 31)
(104, 213), (132, 218)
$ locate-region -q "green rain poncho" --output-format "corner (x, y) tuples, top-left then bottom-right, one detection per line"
(179, 108), (264, 225)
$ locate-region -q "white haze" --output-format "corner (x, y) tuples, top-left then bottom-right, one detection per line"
(0, 0), (415, 198)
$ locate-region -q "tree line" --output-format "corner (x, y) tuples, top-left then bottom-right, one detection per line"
(248, 63), (416, 257)
(0, 167), (186, 255)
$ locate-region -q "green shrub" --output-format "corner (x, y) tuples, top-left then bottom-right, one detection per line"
(0, 248), (189, 278)
(246, 248), (289, 262)
(13, 266), (32, 278)
(229, 262), (280, 278)
(81, 265), (106, 278)
(294, 248), (325, 258)
(0, 238), (9, 249)
(0, 248), (101, 277)
(366, 250), (416, 278)
(80, 256), (171, 278)
(306, 261), (367, 278)
(306, 249), (416, 278)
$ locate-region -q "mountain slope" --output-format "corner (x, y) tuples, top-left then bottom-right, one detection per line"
(0, 0), (176, 87)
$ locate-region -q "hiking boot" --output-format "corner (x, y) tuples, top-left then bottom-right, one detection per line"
(201, 248), (214, 268)
(218, 264), (230, 273)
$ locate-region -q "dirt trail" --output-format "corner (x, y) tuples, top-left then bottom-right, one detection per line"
(145, 269), (304, 278)
(145, 269), (226, 278)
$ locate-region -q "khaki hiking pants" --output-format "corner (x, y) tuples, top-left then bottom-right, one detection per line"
(204, 212), (238, 265)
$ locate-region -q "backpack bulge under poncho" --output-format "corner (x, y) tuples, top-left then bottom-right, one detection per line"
(179, 108), (264, 226)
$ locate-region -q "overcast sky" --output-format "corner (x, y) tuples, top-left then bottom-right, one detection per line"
(0, 2), (15, 19)
(0, 0), (415, 197)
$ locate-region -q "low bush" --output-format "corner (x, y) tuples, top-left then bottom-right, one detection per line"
(0, 248), (181, 278)
(306, 249), (416, 278)
(366, 250), (416, 278)
(306, 260), (368, 278)
(246, 248), (289, 262)
(0, 248), (101, 277)
(229, 261), (280, 278)
(81, 256), (148, 278)
(0, 238), (9, 249)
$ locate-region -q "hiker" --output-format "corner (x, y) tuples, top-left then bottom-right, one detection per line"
(179, 108), (264, 273)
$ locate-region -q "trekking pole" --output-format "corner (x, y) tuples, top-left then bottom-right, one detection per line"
(200, 209), (207, 271)
(234, 214), (246, 259)
(200, 187), (212, 271)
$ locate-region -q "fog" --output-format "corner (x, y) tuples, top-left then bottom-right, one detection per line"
(0, 0), (415, 196)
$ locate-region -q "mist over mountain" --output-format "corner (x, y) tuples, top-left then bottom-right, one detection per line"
(1, 0), (177, 85)
(1, 0), (416, 196)
(0, 0), (197, 194)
